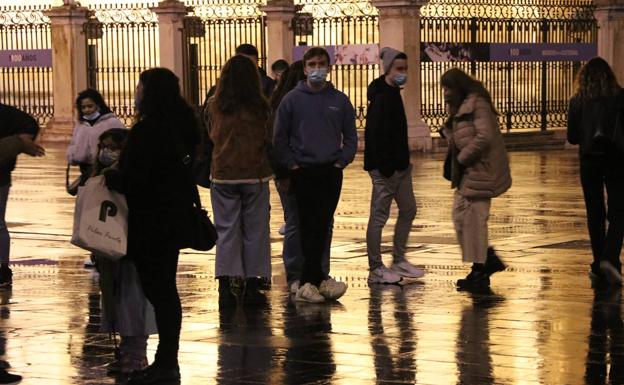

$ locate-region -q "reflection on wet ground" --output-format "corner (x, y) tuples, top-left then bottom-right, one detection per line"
(4, 145), (621, 384)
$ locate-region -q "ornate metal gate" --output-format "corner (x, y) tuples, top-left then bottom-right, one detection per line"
(420, 0), (597, 132)
(84, 3), (159, 126)
(0, 4), (53, 126)
(183, 0), (267, 107)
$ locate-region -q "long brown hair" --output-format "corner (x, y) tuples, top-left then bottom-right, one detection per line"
(270, 60), (305, 111)
(574, 57), (621, 100)
(211, 55), (269, 117)
(441, 68), (498, 116)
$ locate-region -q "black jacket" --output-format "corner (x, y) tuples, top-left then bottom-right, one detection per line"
(112, 113), (200, 255)
(363, 76), (410, 177)
(0, 104), (39, 186)
(567, 89), (624, 157)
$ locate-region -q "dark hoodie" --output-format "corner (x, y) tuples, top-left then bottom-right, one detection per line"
(273, 80), (358, 170)
(0, 104), (39, 186)
(363, 76), (410, 177)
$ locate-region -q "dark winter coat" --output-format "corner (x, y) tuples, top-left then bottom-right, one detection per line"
(363, 76), (410, 177)
(567, 89), (624, 158)
(0, 104), (39, 186)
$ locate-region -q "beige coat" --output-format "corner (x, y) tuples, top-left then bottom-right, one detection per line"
(444, 93), (512, 199)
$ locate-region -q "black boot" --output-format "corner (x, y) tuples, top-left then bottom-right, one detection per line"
(244, 278), (268, 306)
(218, 277), (236, 307)
(457, 263), (490, 289)
(127, 363), (180, 384)
(484, 247), (506, 276)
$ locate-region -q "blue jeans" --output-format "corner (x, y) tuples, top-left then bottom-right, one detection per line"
(0, 185), (9, 264)
(278, 187), (331, 284)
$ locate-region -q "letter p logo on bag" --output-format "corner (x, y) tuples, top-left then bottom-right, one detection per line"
(99, 200), (118, 222)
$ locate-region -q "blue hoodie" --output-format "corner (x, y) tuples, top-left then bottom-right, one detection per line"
(273, 80), (358, 170)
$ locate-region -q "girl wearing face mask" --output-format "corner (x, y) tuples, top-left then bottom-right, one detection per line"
(67, 89), (125, 186)
(92, 128), (157, 375)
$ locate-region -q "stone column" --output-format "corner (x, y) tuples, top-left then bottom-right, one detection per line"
(594, 0), (624, 84)
(152, 0), (190, 83)
(262, 0), (296, 70)
(43, 4), (90, 142)
(373, 0), (431, 151)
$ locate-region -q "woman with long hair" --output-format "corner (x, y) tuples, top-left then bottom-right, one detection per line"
(568, 57), (624, 287)
(67, 89), (125, 184)
(207, 55), (273, 305)
(107, 68), (199, 384)
(440, 68), (511, 289)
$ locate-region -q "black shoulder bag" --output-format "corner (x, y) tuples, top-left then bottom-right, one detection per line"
(174, 135), (218, 252)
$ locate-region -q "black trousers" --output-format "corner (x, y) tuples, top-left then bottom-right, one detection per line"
(134, 244), (181, 369)
(580, 156), (624, 270)
(292, 165), (343, 286)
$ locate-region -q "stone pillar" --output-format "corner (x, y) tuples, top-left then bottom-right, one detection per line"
(373, 0), (431, 151)
(262, 0), (296, 70)
(152, 0), (189, 83)
(594, 0), (624, 84)
(43, 4), (90, 142)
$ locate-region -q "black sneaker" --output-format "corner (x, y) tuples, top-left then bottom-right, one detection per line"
(0, 268), (12, 288)
(600, 261), (623, 286)
(457, 266), (490, 289)
(0, 368), (21, 384)
(484, 247), (506, 276)
(127, 364), (180, 385)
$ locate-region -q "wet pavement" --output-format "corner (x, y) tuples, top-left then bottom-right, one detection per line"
(4, 144), (622, 385)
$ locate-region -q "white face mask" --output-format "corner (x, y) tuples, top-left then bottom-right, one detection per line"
(83, 111), (101, 121)
(98, 148), (120, 166)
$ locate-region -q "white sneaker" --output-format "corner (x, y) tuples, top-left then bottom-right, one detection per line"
(319, 277), (347, 300)
(391, 260), (425, 279)
(295, 283), (325, 303)
(278, 224), (286, 236)
(289, 280), (300, 294)
(368, 265), (403, 284)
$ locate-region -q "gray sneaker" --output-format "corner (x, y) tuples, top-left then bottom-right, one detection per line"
(295, 283), (325, 303)
(319, 277), (347, 300)
(368, 265), (402, 284)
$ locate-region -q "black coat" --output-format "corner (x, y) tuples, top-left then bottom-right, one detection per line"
(567, 89), (624, 158)
(0, 104), (39, 186)
(114, 113), (200, 255)
(363, 76), (410, 177)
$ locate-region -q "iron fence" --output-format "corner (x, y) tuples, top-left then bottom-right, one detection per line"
(0, 4), (53, 126)
(420, 0), (597, 132)
(183, 0), (267, 107)
(84, 2), (159, 126)
(293, 0), (378, 128)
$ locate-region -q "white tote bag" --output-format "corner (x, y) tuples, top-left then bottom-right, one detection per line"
(71, 175), (128, 260)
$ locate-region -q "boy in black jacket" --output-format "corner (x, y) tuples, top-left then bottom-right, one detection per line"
(0, 103), (40, 288)
(364, 47), (424, 284)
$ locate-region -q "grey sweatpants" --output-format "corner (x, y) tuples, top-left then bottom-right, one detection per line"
(211, 182), (271, 279)
(452, 190), (491, 263)
(366, 166), (417, 271)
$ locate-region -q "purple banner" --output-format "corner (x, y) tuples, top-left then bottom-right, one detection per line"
(0, 49), (52, 68)
(489, 43), (597, 62)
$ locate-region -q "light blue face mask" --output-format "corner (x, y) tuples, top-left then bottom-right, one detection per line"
(98, 148), (120, 167)
(83, 111), (101, 121)
(308, 68), (329, 86)
(394, 73), (407, 86)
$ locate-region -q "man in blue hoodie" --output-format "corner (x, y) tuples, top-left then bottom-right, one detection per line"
(364, 47), (425, 285)
(273, 47), (358, 303)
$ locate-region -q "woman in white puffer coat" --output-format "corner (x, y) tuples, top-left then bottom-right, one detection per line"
(67, 89), (125, 184)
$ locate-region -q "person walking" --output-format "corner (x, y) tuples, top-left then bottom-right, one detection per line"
(364, 47), (425, 284)
(273, 47), (358, 303)
(0, 104), (40, 288)
(106, 68), (200, 384)
(207, 54), (273, 305)
(439, 68), (510, 289)
(567, 57), (624, 287)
